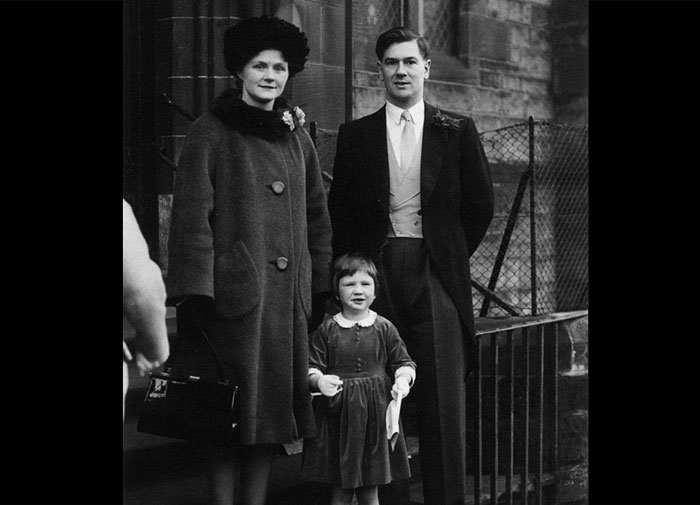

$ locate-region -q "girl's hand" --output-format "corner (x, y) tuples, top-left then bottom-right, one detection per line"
(317, 374), (343, 397)
(392, 376), (410, 400)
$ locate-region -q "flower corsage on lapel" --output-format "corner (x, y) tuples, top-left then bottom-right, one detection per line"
(432, 109), (464, 131)
(281, 105), (306, 131)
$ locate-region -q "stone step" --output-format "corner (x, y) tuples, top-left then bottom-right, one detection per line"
(124, 413), (421, 505)
(124, 418), (583, 505)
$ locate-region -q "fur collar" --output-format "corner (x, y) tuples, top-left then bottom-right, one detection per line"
(209, 88), (305, 140)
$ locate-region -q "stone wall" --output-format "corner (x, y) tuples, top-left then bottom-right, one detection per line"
(149, 0), (587, 272)
(558, 315), (588, 503)
(349, 0), (588, 132)
(153, 0), (588, 175)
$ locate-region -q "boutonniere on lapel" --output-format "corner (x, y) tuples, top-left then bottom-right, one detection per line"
(281, 106), (306, 131)
(432, 109), (463, 131)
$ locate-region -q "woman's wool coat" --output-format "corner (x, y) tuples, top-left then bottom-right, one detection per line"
(166, 98), (332, 445)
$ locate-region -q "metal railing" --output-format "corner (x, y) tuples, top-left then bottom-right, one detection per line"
(469, 310), (587, 505)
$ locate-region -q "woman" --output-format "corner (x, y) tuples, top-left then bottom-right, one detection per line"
(165, 16), (332, 505)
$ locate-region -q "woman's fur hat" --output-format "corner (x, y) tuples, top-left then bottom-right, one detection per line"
(224, 15), (309, 77)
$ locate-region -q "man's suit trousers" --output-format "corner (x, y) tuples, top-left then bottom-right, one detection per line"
(374, 238), (468, 505)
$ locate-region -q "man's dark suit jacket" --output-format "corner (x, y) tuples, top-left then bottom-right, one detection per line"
(328, 102), (494, 367)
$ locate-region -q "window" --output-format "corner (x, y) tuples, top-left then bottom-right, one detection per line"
(406, 0), (458, 57)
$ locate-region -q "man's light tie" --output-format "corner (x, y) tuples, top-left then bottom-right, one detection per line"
(400, 110), (416, 172)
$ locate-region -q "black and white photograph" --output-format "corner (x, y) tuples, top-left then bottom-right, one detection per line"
(122, 1), (589, 505)
(9, 1), (700, 505)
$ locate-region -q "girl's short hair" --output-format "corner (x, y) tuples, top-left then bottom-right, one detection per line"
(223, 15), (309, 77)
(332, 253), (380, 299)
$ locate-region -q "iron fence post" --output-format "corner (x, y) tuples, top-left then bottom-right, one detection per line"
(521, 327), (530, 505)
(474, 342), (483, 505)
(551, 324), (560, 504)
(529, 116), (538, 316)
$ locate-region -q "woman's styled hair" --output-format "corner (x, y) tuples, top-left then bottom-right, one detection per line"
(332, 253), (380, 299)
(375, 26), (430, 62)
(223, 15), (309, 77)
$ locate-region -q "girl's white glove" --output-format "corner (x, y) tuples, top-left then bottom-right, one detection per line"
(318, 374), (343, 397)
(392, 376), (410, 400)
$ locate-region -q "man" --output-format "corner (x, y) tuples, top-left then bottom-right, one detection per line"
(328, 26), (494, 505)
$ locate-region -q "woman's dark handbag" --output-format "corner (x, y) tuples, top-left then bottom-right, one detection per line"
(137, 327), (238, 441)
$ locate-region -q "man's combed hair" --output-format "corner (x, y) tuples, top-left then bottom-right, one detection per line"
(224, 15), (309, 77)
(332, 253), (380, 299)
(375, 25), (430, 61)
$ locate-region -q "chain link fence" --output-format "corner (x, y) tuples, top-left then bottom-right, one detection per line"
(471, 118), (588, 316)
(312, 117), (589, 318)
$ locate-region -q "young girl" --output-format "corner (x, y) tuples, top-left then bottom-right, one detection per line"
(302, 253), (416, 505)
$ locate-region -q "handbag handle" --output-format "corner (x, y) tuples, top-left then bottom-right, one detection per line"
(163, 300), (231, 386)
(197, 327), (231, 386)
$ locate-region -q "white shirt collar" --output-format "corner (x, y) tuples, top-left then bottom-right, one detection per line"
(333, 310), (377, 328)
(386, 100), (425, 126)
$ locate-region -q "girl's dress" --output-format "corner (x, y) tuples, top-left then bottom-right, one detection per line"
(302, 310), (416, 489)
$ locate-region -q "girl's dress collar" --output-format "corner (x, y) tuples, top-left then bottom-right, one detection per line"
(333, 310), (377, 328)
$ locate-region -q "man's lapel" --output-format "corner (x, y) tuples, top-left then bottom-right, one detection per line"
(365, 106), (390, 214)
(421, 102), (447, 207)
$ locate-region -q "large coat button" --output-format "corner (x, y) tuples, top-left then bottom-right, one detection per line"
(275, 257), (289, 271)
(271, 181), (286, 195)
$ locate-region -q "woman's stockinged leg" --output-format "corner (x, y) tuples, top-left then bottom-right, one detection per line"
(355, 485), (379, 505)
(331, 486), (355, 505)
(196, 442), (275, 505)
(196, 440), (240, 505)
(240, 444), (276, 505)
